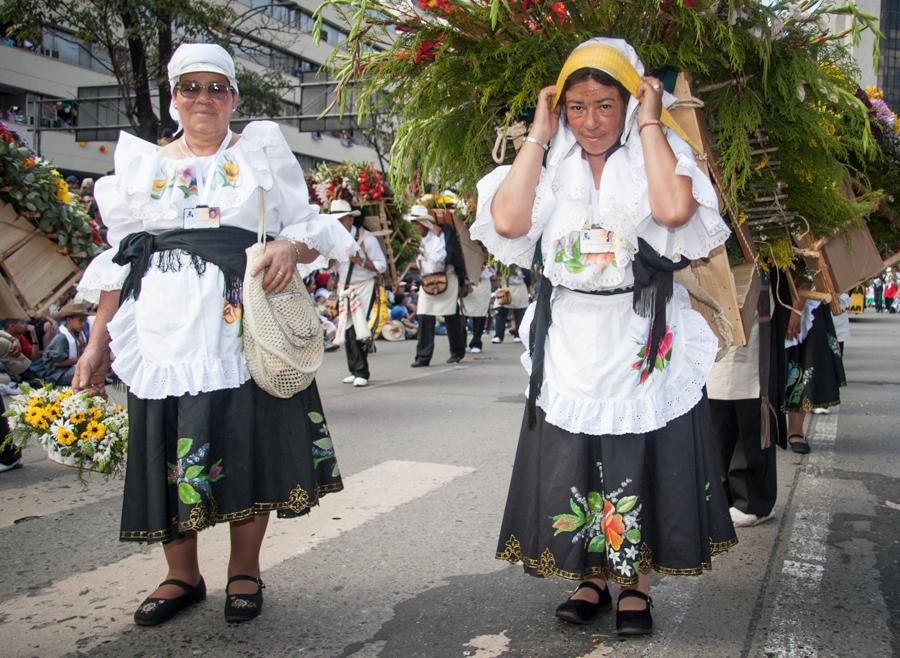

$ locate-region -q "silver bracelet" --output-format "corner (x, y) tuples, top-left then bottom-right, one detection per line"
(522, 135), (549, 151)
(285, 237), (304, 260)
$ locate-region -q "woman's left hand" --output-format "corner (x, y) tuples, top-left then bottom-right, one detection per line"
(251, 240), (298, 293)
(635, 76), (664, 127)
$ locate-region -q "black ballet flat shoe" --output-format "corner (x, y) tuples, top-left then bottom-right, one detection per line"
(555, 581), (612, 625)
(225, 575), (265, 623)
(133, 577), (206, 626)
(446, 355), (464, 364)
(410, 361), (429, 368)
(616, 589), (653, 636)
(788, 434), (811, 454)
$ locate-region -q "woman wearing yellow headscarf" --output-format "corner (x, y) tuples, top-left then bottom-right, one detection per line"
(472, 38), (735, 635)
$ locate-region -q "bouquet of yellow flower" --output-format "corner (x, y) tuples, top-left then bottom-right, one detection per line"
(2, 384), (128, 480)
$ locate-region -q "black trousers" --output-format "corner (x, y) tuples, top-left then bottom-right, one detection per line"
(0, 397), (21, 466)
(494, 306), (526, 341)
(415, 313), (466, 364)
(343, 325), (369, 379)
(468, 316), (487, 349)
(709, 398), (777, 518)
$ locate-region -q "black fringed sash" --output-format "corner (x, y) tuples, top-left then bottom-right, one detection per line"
(631, 238), (690, 369)
(113, 227), (259, 304)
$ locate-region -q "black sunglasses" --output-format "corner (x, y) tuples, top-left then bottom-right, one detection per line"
(176, 81), (234, 100)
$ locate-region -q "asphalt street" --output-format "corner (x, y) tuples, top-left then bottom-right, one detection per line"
(0, 312), (897, 658)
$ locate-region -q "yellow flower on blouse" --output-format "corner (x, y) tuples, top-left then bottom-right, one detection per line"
(222, 159), (240, 187)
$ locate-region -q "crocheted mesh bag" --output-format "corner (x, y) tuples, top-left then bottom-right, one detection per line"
(242, 194), (323, 398)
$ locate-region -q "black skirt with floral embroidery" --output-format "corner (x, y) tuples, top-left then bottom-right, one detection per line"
(120, 379), (342, 543)
(785, 304), (846, 412)
(495, 395), (736, 586)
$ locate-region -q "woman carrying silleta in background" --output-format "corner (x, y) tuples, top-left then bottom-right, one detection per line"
(472, 38), (736, 635)
(72, 44), (356, 626)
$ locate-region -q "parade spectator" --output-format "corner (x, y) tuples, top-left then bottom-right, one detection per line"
(39, 303), (87, 386)
(873, 274), (884, 312)
(2, 317), (40, 360)
(71, 43), (355, 627)
(390, 292), (418, 338)
(472, 38), (735, 635)
(884, 268), (896, 313)
(406, 205), (467, 367)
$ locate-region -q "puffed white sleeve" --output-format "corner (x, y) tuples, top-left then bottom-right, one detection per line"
(632, 132), (731, 260)
(470, 165), (555, 267)
(245, 122), (357, 275)
(76, 175), (142, 303)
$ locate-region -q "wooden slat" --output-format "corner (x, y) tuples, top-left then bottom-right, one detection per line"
(687, 246), (748, 348)
(0, 275), (26, 318)
(2, 234), (79, 310)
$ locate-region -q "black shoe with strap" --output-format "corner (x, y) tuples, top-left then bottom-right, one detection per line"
(555, 580), (612, 625)
(788, 434), (811, 454)
(616, 589), (653, 636)
(225, 575), (265, 623)
(133, 577), (206, 626)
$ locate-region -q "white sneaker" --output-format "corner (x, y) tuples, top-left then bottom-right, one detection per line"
(470, 347), (482, 354)
(513, 336), (522, 343)
(352, 377), (368, 387)
(491, 337), (502, 344)
(342, 375), (356, 384)
(812, 407), (830, 415)
(729, 506), (772, 528)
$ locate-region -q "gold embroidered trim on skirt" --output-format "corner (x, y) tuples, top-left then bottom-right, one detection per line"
(495, 533), (738, 586)
(119, 482), (343, 543)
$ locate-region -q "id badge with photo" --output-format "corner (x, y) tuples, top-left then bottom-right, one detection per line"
(183, 205), (221, 229)
(580, 228), (614, 254)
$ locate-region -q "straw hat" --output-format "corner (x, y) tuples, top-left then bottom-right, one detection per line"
(53, 302), (89, 320)
(381, 320), (406, 342)
(404, 204), (434, 227)
(324, 199), (361, 221)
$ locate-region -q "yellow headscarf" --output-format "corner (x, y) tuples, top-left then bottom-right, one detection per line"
(550, 41), (701, 154)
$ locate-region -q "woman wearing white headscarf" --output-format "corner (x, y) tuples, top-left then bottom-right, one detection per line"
(72, 44), (356, 626)
(472, 38), (736, 635)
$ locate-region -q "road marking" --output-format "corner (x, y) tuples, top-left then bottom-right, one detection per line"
(762, 410), (838, 657)
(0, 460), (474, 658)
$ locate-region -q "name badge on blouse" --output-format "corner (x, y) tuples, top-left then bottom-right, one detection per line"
(183, 205), (221, 229)
(580, 228), (614, 254)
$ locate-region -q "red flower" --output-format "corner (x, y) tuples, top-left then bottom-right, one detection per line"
(549, 2), (568, 25)
(414, 35), (445, 65)
(418, 0), (451, 13)
(657, 325), (674, 360)
(600, 499), (626, 551)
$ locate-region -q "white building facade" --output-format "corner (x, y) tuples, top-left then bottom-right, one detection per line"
(0, 0), (381, 176)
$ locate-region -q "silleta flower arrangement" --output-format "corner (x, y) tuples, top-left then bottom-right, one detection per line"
(306, 162), (386, 207)
(2, 384), (128, 481)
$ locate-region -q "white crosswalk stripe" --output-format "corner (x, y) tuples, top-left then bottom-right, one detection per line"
(0, 460), (474, 658)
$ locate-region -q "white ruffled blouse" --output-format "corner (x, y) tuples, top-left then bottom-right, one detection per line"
(472, 124), (731, 435)
(77, 121), (356, 399)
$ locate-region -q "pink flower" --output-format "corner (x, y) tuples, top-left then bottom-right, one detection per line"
(657, 326), (674, 359)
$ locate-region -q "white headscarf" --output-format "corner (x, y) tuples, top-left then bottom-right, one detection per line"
(167, 43), (239, 132)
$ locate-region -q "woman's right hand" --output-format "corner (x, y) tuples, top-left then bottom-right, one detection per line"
(72, 344), (110, 394)
(530, 85), (560, 144)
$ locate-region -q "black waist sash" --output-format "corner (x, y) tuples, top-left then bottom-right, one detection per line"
(113, 227), (259, 304)
(525, 237), (688, 430)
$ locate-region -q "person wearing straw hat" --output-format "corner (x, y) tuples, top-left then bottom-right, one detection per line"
(471, 37), (735, 635)
(70, 43), (357, 626)
(38, 303), (88, 386)
(406, 205), (468, 367)
(331, 198), (387, 387)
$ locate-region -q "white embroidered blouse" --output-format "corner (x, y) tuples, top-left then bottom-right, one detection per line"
(472, 123), (731, 435)
(77, 121), (356, 399)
